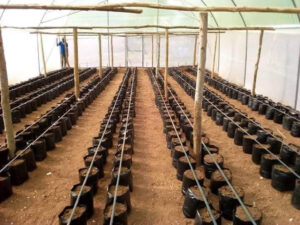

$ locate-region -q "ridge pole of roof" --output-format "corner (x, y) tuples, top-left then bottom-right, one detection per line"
(164, 28), (169, 99)
(151, 35), (154, 68)
(39, 34), (47, 77)
(193, 12), (208, 164)
(73, 27), (80, 99)
(193, 34), (197, 68)
(98, 34), (102, 76)
(0, 28), (16, 157)
(251, 30), (264, 96)
(110, 35), (114, 67)
(211, 33), (217, 78)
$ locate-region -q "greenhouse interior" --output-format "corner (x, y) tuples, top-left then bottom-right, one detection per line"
(0, 1), (300, 225)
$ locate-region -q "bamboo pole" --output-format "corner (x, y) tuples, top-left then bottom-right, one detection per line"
(193, 35), (197, 67)
(193, 13), (208, 164)
(1, 3), (300, 13)
(110, 35), (114, 67)
(39, 33), (47, 77)
(0, 28), (15, 157)
(73, 28), (80, 99)
(125, 36), (128, 67)
(155, 34), (160, 77)
(251, 30), (264, 96)
(211, 33), (218, 78)
(164, 29), (169, 99)
(151, 35), (154, 68)
(142, 35), (144, 67)
(98, 34), (102, 76)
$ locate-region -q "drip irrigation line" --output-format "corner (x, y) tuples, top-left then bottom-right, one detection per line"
(156, 70), (257, 225)
(109, 68), (136, 225)
(170, 69), (300, 179)
(0, 69), (112, 174)
(66, 69), (131, 225)
(190, 68), (300, 123)
(180, 68), (296, 151)
(149, 68), (218, 225)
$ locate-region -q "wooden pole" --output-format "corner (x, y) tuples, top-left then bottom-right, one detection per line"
(125, 36), (128, 67)
(211, 33), (218, 78)
(164, 29), (169, 99)
(142, 36), (144, 67)
(251, 30), (264, 96)
(0, 28), (15, 157)
(98, 34), (102, 76)
(193, 34), (197, 68)
(73, 28), (80, 99)
(155, 34), (160, 77)
(151, 35), (154, 68)
(39, 34), (47, 77)
(193, 13), (208, 164)
(110, 35), (114, 67)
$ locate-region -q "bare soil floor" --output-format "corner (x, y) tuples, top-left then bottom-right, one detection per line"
(0, 75), (96, 145)
(0, 70), (124, 225)
(167, 70), (300, 225)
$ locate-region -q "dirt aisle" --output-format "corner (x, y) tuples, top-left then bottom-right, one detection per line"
(167, 74), (300, 225)
(127, 69), (192, 225)
(0, 70), (124, 225)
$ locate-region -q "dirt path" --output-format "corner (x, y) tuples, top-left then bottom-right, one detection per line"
(0, 70), (125, 225)
(183, 68), (299, 145)
(167, 72), (300, 225)
(127, 69), (192, 225)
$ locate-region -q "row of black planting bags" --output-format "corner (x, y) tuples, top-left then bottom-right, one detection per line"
(4, 68), (73, 101)
(149, 68), (262, 225)
(58, 68), (137, 225)
(0, 68), (117, 203)
(169, 68), (300, 211)
(0, 68), (95, 134)
(186, 67), (300, 137)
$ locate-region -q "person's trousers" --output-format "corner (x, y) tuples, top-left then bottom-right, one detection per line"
(60, 54), (66, 68)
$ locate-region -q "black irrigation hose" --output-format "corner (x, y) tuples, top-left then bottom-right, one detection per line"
(0, 68), (113, 175)
(109, 68), (136, 225)
(148, 68), (218, 225)
(66, 69), (131, 225)
(156, 70), (257, 225)
(169, 69), (300, 180)
(189, 67), (300, 123)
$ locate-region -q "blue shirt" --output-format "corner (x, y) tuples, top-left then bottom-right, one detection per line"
(58, 41), (66, 55)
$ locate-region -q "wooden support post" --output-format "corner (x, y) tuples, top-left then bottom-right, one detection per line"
(211, 33), (218, 78)
(193, 34), (197, 68)
(164, 29), (169, 99)
(110, 35), (114, 67)
(125, 36), (128, 67)
(98, 34), (102, 76)
(39, 34), (47, 77)
(193, 13), (208, 164)
(251, 30), (264, 96)
(73, 28), (80, 99)
(0, 28), (15, 157)
(151, 35), (154, 68)
(155, 34), (160, 77)
(142, 36), (144, 67)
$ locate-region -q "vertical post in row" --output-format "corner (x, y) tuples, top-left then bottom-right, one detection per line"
(155, 34), (160, 77)
(98, 34), (102, 77)
(252, 30), (264, 96)
(73, 28), (80, 100)
(211, 33), (218, 78)
(39, 34), (47, 77)
(193, 34), (197, 68)
(164, 29), (169, 99)
(142, 35), (144, 67)
(0, 28), (16, 157)
(110, 35), (114, 68)
(125, 36), (128, 67)
(193, 13), (208, 164)
(151, 35), (154, 68)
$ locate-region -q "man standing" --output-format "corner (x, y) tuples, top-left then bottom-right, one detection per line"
(56, 37), (67, 68)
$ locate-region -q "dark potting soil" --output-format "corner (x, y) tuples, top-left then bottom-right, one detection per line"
(197, 208), (221, 223)
(113, 167), (130, 175)
(173, 145), (189, 153)
(104, 202), (127, 217)
(79, 167), (99, 177)
(85, 155), (101, 164)
(72, 185), (91, 195)
(179, 156), (196, 163)
(108, 185), (129, 196)
(211, 169), (232, 181)
(234, 205), (262, 221)
(273, 164), (290, 173)
(264, 154), (278, 160)
(60, 206), (86, 220)
(183, 169), (204, 180)
(115, 154), (132, 161)
(204, 153), (223, 164)
(219, 185), (244, 199)
(189, 185), (209, 200)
